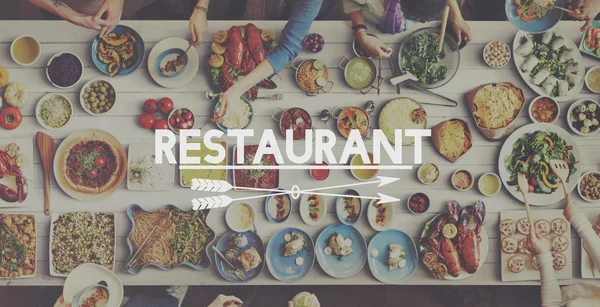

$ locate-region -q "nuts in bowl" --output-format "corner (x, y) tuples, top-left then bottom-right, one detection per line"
(80, 79), (117, 115)
(483, 41), (510, 68)
(579, 172), (600, 202)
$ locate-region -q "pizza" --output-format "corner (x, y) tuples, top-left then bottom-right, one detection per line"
(501, 237), (518, 254)
(551, 235), (569, 253)
(534, 219), (551, 236)
(508, 255), (525, 273)
(518, 238), (531, 255)
(61, 136), (122, 194)
(551, 218), (568, 235)
(552, 253), (567, 270)
(531, 255), (540, 270)
(516, 218), (530, 235)
(499, 219), (516, 236)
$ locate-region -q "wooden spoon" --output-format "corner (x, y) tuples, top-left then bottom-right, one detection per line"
(438, 6), (450, 54)
(36, 132), (55, 216)
(517, 173), (535, 230)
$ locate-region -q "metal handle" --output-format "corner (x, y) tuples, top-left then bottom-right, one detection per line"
(271, 107), (284, 121)
(338, 56), (351, 69)
(291, 56), (303, 70)
(322, 81), (334, 93)
(212, 246), (237, 269)
(331, 105), (344, 119)
(408, 83), (458, 107)
(306, 91), (318, 97)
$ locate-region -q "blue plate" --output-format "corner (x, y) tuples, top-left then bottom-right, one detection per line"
(367, 230), (418, 284)
(264, 189), (292, 223)
(124, 204), (215, 275)
(505, 0), (564, 33)
(579, 20), (600, 58)
(214, 231), (264, 283)
(315, 224), (366, 278)
(335, 189), (362, 225)
(265, 228), (315, 282)
(214, 96), (254, 132)
(155, 48), (188, 79)
(91, 25), (145, 77)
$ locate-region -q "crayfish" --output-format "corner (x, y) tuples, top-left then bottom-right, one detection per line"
(0, 150), (28, 203)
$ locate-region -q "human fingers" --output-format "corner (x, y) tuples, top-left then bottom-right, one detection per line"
(189, 23), (198, 45)
(455, 29), (462, 45)
(194, 25), (203, 44)
(288, 301), (294, 307)
(100, 26), (110, 38)
(93, 4), (107, 20)
(582, 17), (592, 32)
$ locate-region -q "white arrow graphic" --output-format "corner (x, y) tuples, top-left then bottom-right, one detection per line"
(190, 179), (233, 192)
(192, 195), (234, 210)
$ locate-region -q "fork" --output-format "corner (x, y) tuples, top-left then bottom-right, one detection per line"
(549, 159), (571, 200)
(212, 246), (246, 281)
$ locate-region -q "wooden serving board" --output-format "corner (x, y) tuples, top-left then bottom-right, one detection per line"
(500, 210), (572, 282)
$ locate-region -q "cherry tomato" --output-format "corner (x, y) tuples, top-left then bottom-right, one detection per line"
(94, 157), (106, 167)
(183, 111), (193, 121)
(186, 120), (194, 127)
(168, 116), (176, 127)
(154, 119), (169, 130)
(159, 97), (174, 113)
(0, 107), (22, 130)
(139, 112), (156, 129)
(87, 170), (98, 179)
(143, 99), (158, 113)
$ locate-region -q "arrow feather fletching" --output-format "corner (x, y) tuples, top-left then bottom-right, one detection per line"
(190, 179), (232, 192)
(192, 195), (233, 210)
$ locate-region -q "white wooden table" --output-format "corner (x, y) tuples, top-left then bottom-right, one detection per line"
(1, 20), (600, 286)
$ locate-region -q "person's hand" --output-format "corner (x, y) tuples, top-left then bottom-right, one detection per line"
(189, 8), (208, 45)
(451, 17), (471, 45)
(288, 301), (294, 307)
(564, 197), (583, 221)
(355, 31), (392, 58)
(212, 87), (243, 121)
(571, 0), (600, 31)
(207, 294), (243, 307)
(54, 295), (72, 307)
(68, 14), (110, 31)
(526, 227), (551, 255)
(93, 0), (124, 38)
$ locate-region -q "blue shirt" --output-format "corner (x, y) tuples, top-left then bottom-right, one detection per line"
(265, 0), (323, 73)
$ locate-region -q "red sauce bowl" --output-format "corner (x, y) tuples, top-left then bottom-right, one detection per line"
(310, 162), (329, 181)
(407, 192), (430, 215)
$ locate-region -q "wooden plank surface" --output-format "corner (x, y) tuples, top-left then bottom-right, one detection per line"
(0, 20), (599, 286)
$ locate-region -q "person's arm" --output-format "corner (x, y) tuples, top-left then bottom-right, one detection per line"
(526, 228), (562, 307)
(346, 9), (391, 57)
(565, 199), (600, 270)
(569, 0), (600, 31)
(189, 0), (210, 45)
(447, 0), (471, 45)
(93, 0), (124, 38)
(28, 0), (110, 30)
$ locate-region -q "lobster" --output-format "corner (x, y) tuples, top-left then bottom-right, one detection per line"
(441, 237), (461, 277)
(456, 201), (486, 274)
(220, 51), (235, 93)
(241, 47), (258, 101)
(227, 26), (244, 69)
(0, 151), (27, 203)
(245, 23), (265, 63)
(426, 201), (461, 261)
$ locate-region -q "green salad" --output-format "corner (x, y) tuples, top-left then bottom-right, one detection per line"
(400, 32), (448, 85)
(504, 130), (578, 194)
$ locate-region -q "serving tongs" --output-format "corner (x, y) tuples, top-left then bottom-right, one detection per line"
(123, 212), (171, 272)
(389, 73), (457, 107)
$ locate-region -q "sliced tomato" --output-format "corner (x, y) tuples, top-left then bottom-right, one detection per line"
(94, 157), (106, 168)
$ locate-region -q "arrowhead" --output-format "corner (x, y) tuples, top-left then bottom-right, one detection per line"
(376, 176), (400, 187)
(377, 193), (400, 204)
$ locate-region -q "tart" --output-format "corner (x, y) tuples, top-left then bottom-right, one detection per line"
(499, 219), (517, 236)
(516, 218), (530, 235)
(551, 218), (568, 235)
(518, 238), (531, 255)
(501, 237), (518, 254)
(508, 255), (525, 273)
(534, 219), (551, 236)
(531, 255), (540, 270)
(551, 235), (569, 253)
(552, 253), (567, 270)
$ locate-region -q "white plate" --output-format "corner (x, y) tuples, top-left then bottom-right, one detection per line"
(0, 139), (34, 207)
(0, 213), (37, 279)
(498, 123), (582, 206)
(35, 93), (73, 130)
(367, 199), (395, 231)
(63, 263), (123, 305)
(49, 212), (116, 277)
(500, 210), (572, 282)
(512, 29), (584, 102)
(419, 214), (489, 280)
(127, 143), (174, 191)
(148, 37), (199, 88)
(299, 193), (327, 226)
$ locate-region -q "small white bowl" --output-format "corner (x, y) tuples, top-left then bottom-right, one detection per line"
(567, 99), (600, 136)
(417, 163), (440, 185)
(406, 192), (430, 215)
(528, 96), (560, 124)
(451, 170), (474, 191)
(367, 199), (395, 231)
(46, 52), (84, 89)
(10, 35), (41, 66)
(350, 153), (379, 181)
(483, 41), (511, 68)
(477, 172), (502, 197)
(35, 93), (73, 130)
(585, 66), (600, 93)
(578, 171), (600, 203)
(80, 79), (117, 116)
(225, 202), (256, 233)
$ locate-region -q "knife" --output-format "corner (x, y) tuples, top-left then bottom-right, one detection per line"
(388, 54), (400, 94)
